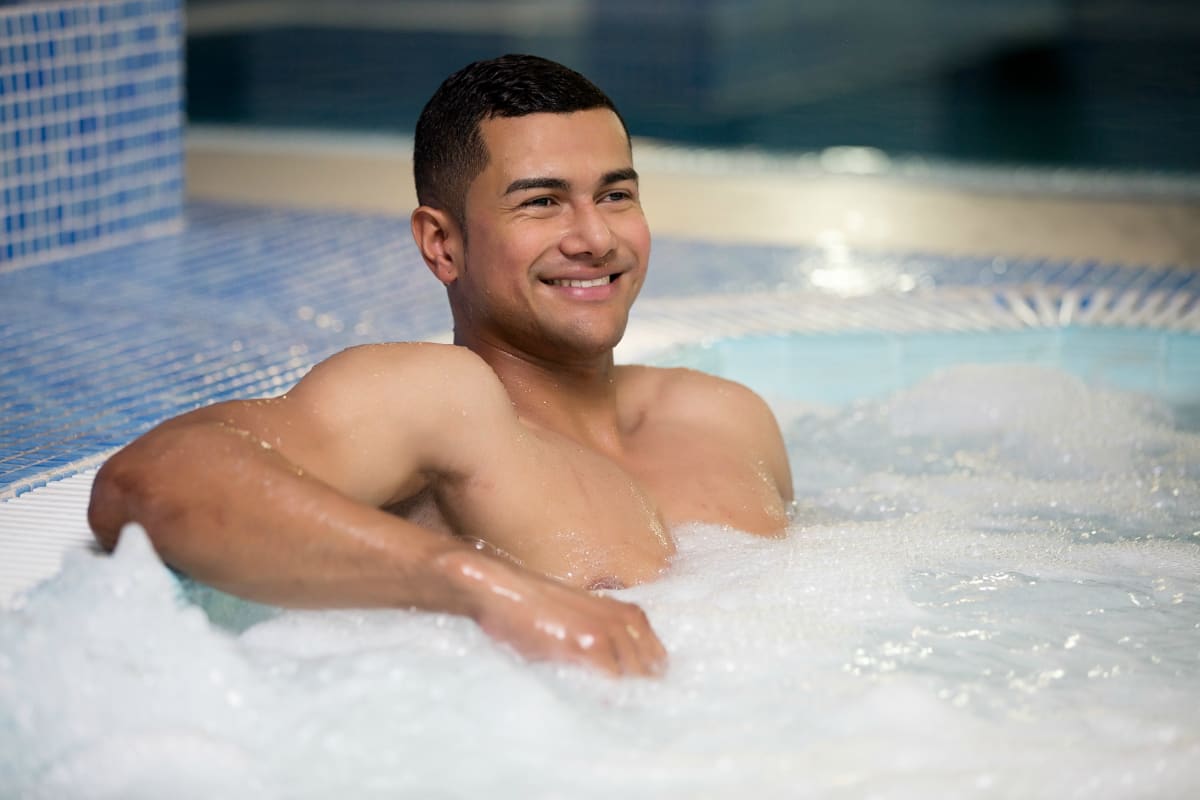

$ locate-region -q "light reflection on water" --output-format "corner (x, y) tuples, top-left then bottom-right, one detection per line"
(2, 352), (1199, 798)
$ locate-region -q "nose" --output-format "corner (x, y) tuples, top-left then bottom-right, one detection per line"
(560, 203), (616, 264)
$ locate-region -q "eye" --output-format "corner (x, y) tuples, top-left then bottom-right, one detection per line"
(521, 196), (556, 208)
(601, 189), (635, 204)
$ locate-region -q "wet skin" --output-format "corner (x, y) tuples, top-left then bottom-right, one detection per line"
(88, 110), (793, 678)
(407, 109), (792, 585)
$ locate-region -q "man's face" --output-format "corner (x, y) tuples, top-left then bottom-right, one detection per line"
(451, 108), (650, 363)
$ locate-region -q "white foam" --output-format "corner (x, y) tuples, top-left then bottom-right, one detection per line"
(3, 366), (1199, 798)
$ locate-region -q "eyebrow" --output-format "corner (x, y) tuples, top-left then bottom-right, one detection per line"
(602, 167), (639, 186)
(502, 168), (639, 196)
(503, 177), (569, 195)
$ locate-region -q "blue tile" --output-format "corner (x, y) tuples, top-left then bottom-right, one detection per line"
(0, 0), (183, 273)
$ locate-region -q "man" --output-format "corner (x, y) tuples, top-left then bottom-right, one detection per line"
(88, 55), (793, 678)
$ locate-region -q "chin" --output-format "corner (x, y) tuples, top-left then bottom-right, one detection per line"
(544, 323), (627, 359)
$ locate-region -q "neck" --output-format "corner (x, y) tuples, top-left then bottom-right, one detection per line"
(455, 330), (627, 450)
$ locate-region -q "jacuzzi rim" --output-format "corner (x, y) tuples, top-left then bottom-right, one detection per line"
(611, 285), (1200, 363)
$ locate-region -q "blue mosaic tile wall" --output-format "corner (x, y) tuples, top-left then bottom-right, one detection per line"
(0, 0), (184, 272)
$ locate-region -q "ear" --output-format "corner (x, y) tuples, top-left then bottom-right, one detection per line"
(410, 206), (463, 285)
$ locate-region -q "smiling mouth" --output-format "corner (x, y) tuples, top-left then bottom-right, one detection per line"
(543, 275), (615, 288)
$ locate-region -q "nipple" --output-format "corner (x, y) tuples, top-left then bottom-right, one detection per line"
(585, 576), (626, 591)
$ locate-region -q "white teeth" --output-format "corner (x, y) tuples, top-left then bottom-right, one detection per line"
(548, 276), (612, 288)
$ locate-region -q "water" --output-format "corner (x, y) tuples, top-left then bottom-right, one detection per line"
(657, 328), (1200, 416)
(3, 332), (1199, 798)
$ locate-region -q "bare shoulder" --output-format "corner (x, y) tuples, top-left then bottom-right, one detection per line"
(177, 342), (516, 505)
(284, 340), (518, 458)
(619, 364), (793, 500)
(619, 364), (774, 424)
(292, 341), (503, 396)
(285, 341), (509, 413)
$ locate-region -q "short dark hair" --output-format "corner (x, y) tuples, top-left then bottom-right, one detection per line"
(413, 54), (628, 228)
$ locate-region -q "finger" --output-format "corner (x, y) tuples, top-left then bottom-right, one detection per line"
(622, 607), (668, 676)
(640, 627), (668, 676)
(613, 613), (668, 677)
(636, 626), (669, 677)
(572, 628), (623, 678)
(609, 622), (648, 676)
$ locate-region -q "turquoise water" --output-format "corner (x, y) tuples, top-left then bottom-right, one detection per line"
(657, 328), (1200, 416)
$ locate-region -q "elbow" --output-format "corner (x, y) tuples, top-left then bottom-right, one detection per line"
(87, 450), (143, 552)
(88, 430), (188, 554)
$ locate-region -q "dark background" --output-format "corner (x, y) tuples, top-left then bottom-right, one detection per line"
(185, 0), (1200, 173)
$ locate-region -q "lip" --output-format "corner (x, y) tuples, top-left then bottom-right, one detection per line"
(537, 271), (624, 300)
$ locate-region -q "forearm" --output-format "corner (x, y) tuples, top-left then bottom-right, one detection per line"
(88, 424), (667, 675)
(88, 420), (480, 613)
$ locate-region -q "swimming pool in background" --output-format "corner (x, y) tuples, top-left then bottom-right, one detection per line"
(658, 327), (1200, 417)
(184, 1), (1200, 175)
(3, 322), (1198, 798)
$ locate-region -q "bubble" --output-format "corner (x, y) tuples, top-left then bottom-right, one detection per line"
(3, 369), (1199, 798)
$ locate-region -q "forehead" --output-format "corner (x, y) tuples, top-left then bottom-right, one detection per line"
(476, 109), (632, 183)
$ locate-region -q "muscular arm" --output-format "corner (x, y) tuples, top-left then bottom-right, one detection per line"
(717, 377), (794, 505)
(699, 373), (795, 524)
(88, 343), (665, 676)
(650, 366), (794, 520)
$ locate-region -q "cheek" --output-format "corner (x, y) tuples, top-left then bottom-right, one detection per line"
(624, 216), (651, 263)
(480, 222), (546, 267)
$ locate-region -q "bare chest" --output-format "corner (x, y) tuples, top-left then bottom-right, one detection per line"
(390, 419), (786, 589)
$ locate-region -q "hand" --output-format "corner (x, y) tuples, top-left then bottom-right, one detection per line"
(444, 552), (667, 677)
